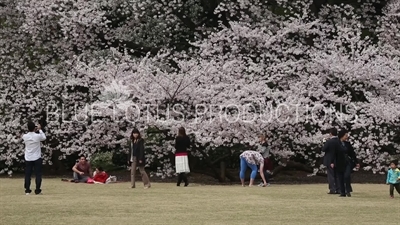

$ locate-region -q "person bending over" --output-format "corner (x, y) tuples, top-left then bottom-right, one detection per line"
(72, 155), (92, 183)
(239, 150), (267, 187)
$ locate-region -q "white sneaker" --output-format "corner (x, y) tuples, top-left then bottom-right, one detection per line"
(258, 183), (271, 187)
(25, 193), (30, 195)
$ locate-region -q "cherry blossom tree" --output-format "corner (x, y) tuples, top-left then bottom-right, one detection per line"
(1, 0), (399, 179)
(95, 0), (400, 177)
(0, 0), (111, 172)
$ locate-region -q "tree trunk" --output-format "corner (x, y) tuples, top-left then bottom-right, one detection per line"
(271, 160), (326, 177)
(220, 161), (226, 182)
(52, 150), (66, 175)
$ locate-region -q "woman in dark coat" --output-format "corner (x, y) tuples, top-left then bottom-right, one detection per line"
(335, 129), (360, 197)
(174, 127), (191, 186)
(257, 134), (273, 186)
(128, 128), (150, 189)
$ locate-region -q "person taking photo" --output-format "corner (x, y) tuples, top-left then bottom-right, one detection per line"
(22, 121), (46, 195)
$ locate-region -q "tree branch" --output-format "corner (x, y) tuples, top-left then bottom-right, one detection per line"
(211, 154), (231, 165)
(96, 31), (161, 57)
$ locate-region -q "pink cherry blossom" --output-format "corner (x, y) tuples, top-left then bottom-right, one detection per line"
(0, 0), (399, 177)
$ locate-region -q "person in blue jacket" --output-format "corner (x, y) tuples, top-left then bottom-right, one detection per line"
(386, 160), (400, 199)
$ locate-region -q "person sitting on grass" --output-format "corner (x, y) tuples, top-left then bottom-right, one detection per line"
(93, 167), (109, 184)
(72, 155), (92, 183)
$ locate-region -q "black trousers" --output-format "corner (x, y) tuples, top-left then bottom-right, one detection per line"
(344, 164), (353, 193)
(24, 158), (43, 194)
(177, 173), (188, 186)
(389, 183), (400, 196)
(327, 166), (339, 193)
(336, 163), (352, 195)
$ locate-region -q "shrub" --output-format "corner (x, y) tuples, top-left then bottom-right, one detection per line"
(90, 152), (115, 172)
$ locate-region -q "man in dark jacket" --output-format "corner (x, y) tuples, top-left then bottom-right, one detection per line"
(336, 129), (360, 197)
(322, 128), (342, 194)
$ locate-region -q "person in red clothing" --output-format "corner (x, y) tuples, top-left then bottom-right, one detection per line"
(93, 167), (109, 184)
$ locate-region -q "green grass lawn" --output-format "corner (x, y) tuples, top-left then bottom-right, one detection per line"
(0, 179), (397, 225)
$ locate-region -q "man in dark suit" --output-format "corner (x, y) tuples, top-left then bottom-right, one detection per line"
(336, 129), (360, 197)
(342, 137), (360, 193)
(322, 128), (341, 194)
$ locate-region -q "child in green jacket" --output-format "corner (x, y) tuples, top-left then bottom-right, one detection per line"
(386, 161), (400, 198)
